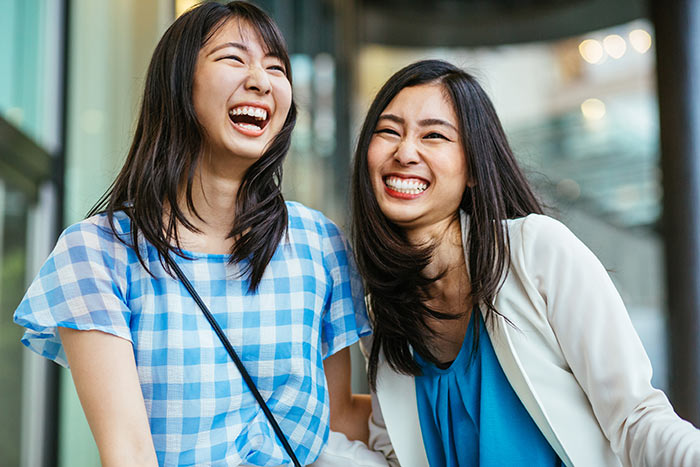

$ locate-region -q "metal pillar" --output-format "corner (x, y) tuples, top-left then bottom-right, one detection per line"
(652, 0), (700, 425)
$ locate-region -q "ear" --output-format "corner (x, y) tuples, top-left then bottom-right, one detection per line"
(464, 155), (476, 187)
(466, 172), (476, 188)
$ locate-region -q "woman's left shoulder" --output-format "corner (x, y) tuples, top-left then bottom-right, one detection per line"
(507, 214), (601, 275)
(285, 201), (343, 238)
(507, 213), (570, 236)
(507, 214), (581, 251)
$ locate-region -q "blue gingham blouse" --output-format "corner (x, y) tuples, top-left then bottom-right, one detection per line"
(14, 202), (371, 466)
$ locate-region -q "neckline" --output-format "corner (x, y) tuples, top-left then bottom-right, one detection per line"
(172, 247), (232, 260)
(415, 314), (480, 375)
(107, 210), (236, 261)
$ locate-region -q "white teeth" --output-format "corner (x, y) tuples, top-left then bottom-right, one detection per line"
(234, 122), (261, 131)
(229, 106), (268, 120)
(384, 176), (428, 194)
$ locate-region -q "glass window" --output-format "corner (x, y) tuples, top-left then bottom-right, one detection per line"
(0, 180), (30, 467)
(0, 0), (63, 152)
(0, 2), (65, 465)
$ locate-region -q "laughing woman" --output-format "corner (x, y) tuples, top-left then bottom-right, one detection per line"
(13, 2), (377, 466)
(352, 60), (700, 466)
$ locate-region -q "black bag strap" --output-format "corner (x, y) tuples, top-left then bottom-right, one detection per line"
(167, 257), (302, 467)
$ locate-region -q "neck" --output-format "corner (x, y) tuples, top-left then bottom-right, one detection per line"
(174, 151), (248, 253)
(410, 214), (472, 361)
(407, 215), (470, 315)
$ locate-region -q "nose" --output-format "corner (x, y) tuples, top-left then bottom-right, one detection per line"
(393, 139), (421, 166)
(245, 64), (271, 95)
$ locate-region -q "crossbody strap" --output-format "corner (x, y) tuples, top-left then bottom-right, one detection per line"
(167, 257), (302, 467)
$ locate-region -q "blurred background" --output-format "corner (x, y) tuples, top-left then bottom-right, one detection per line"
(1, 0), (699, 465)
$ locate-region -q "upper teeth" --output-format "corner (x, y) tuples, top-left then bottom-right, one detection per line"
(385, 176), (428, 194)
(229, 106), (267, 120)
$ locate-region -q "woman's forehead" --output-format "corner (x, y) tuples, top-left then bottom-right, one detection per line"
(384, 84), (457, 120)
(203, 18), (270, 54)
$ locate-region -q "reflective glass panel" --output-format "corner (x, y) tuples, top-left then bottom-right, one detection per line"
(0, 180), (30, 467)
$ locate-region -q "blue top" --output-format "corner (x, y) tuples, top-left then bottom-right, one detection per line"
(14, 202), (371, 467)
(414, 314), (562, 467)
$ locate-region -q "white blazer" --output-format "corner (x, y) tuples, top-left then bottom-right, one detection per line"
(365, 212), (700, 467)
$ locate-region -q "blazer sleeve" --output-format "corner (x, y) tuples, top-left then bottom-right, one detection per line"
(368, 390), (400, 467)
(360, 336), (401, 467)
(520, 214), (700, 467)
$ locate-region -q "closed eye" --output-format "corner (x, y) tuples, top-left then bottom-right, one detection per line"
(220, 55), (244, 64)
(267, 64), (286, 74)
(424, 132), (451, 141)
(374, 128), (400, 136)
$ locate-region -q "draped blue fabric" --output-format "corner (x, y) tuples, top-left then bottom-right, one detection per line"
(414, 315), (563, 466)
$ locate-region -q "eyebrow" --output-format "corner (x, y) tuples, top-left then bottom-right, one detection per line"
(378, 114), (457, 131)
(208, 41), (248, 56)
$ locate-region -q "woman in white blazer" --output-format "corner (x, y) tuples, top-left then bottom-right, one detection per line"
(350, 59), (700, 466)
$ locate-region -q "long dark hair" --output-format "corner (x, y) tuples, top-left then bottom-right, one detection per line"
(89, 1), (297, 292)
(352, 60), (543, 389)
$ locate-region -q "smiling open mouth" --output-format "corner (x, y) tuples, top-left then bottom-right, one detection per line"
(384, 176), (429, 195)
(228, 105), (270, 132)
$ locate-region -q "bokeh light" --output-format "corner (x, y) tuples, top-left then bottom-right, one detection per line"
(603, 34), (627, 59)
(176, 0), (201, 17)
(581, 98), (606, 120)
(578, 39), (604, 64)
(629, 29), (652, 53)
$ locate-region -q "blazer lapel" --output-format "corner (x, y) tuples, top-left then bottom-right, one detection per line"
(485, 315), (574, 466)
(459, 211), (573, 466)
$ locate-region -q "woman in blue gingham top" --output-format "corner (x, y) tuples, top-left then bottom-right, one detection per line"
(15, 203), (370, 466)
(13, 2), (375, 466)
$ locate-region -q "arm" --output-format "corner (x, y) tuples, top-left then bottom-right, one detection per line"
(323, 346), (371, 443)
(523, 215), (700, 467)
(313, 345), (391, 467)
(59, 327), (158, 467)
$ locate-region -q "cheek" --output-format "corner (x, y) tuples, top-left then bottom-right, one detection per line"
(366, 139), (384, 176)
(191, 78), (205, 118)
(192, 93), (212, 131)
(448, 163), (469, 200)
(192, 73), (223, 123)
(366, 144), (385, 195)
(273, 80), (293, 118)
(452, 160), (468, 183)
(434, 150), (468, 199)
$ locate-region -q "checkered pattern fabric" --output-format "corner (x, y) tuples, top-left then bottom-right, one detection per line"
(14, 202), (370, 466)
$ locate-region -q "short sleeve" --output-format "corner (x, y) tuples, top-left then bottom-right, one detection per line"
(319, 218), (371, 358)
(13, 219), (133, 367)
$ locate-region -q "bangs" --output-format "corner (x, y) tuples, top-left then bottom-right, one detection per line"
(202, 3), (292, 81)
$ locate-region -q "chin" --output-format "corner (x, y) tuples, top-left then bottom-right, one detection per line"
(227, 141), (271, 160)
(379, 206), (422, 227)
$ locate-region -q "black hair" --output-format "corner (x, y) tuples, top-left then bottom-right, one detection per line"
(89, 1), (297, 292)
(351, 59), (543, 389)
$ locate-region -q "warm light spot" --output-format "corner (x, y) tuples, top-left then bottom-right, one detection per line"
(581, 98), (606, 120)
(578, 39), (604, 64)
(629, 29), (652, 53)
(556, 179), (581, 201)
(176, 0), (201, 17)
(603, 34), (627, 59)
